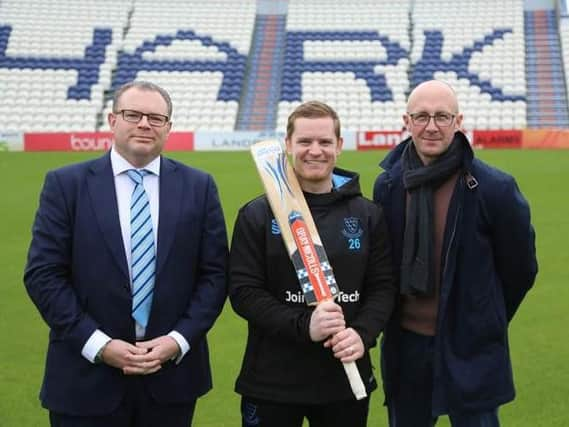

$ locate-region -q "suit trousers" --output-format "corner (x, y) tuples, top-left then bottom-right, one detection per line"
(49, 375), (196, 427)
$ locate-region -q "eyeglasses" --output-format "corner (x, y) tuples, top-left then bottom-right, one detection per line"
(407, 112), (456, 127)
(116, 109), (169, 127)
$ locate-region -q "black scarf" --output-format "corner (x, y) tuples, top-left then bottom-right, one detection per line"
(400, 133), (467, 296)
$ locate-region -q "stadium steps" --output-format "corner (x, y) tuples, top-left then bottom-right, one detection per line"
(236, 14), (286, 131)
(406, 7), (415, 96)
(524, 10), (569, 128)
(96, 3), (135, 131)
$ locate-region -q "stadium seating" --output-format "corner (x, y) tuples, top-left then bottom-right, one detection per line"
(0, 0), (128, 132)
(0, 0), (255, 132)
(409, 0), (527, 130)
(99, 0), (255, 131)
(278, 0), (411, 131)
(276, 0), (530, 131)
(1, 0), (569, 133)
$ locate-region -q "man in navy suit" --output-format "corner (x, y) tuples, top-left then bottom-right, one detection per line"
(24, 81), (228, 426)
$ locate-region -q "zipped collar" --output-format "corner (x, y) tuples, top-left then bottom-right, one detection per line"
(304, 167), (362, 206)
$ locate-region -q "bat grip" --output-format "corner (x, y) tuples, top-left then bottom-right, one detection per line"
(343, 361), (367, 400)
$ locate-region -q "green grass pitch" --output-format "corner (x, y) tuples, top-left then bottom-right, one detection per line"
(0, 149), (567, 426)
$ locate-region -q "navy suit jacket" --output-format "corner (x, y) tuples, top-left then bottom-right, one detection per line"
(24, 152), (228, 416)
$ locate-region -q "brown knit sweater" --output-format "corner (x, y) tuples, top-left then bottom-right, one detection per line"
(400, 173), (458, 336)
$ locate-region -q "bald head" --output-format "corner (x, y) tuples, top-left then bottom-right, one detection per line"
(403, 80), (463, 164)
(407, 80), (460, 113)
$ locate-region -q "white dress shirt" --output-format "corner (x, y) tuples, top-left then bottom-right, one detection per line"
(81, 147), (189, 363)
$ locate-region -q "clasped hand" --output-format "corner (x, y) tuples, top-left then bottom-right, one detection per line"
(99, 336), (180, 375)
(309, 300), (364, 362)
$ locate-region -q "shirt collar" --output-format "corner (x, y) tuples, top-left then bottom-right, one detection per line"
(110, 146), (161, 177)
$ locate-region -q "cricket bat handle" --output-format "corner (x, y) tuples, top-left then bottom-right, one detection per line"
(343, 361), (367, 400)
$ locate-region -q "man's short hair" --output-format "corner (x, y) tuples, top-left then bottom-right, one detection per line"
(286, 101), (341, 140)
(112, 81), (173, 117)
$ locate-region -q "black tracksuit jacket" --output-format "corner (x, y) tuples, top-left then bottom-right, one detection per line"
(229, 168), (396, 404)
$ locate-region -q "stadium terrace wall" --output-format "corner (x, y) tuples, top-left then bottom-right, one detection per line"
(1, 130), (569, 152)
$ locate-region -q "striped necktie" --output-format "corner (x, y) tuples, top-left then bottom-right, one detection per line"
(127, 169), (155, 328)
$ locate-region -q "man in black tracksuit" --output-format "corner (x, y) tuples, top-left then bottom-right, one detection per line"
(229, 101), (396, 427)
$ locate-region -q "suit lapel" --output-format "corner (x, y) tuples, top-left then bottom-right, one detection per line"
(156, 157), (181, 278)
(87, 153), (130, 283)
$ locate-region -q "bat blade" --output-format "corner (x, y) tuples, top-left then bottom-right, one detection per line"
(251, 139), (367, 400)
(288, 210), (337, 302)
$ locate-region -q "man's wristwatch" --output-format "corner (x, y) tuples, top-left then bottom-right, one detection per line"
(95, 342), (108, 364)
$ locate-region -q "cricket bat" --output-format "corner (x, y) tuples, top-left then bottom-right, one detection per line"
(250, 139), (367, 400)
